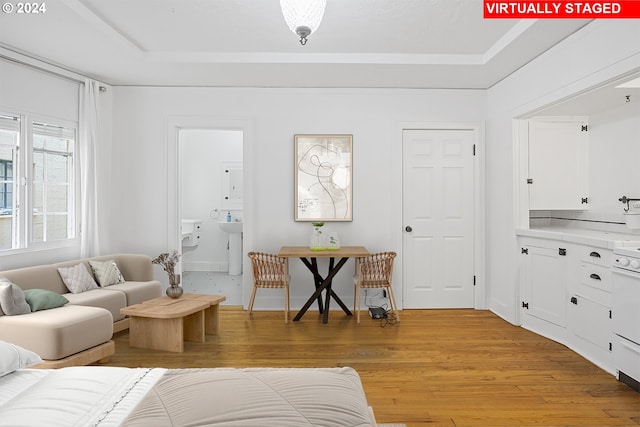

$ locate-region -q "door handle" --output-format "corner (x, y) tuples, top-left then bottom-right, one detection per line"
(405, 226), (413, 232)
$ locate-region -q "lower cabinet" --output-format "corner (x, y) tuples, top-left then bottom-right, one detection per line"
(568, 294), (612, 351)
(520, 238), (567, 328)
(519, 236), (614, 375)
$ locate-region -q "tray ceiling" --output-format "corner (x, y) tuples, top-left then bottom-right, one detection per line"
(0, 0), (591, 88)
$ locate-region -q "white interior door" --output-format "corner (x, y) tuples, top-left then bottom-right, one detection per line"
(402, 129), (475, 308)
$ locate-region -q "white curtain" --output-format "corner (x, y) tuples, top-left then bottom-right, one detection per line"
(79, 79), (100, 258)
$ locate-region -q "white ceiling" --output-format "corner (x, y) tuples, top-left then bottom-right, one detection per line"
(0, 0), (594, 89)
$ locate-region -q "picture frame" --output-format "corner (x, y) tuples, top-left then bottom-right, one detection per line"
(294, 134), (353, 222)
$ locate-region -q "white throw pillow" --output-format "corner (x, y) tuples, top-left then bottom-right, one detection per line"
(0, 340), (42, 377)
(89, 260), (125, 287)
(57, 263), (99, 294)
(0, 279), (31, 315)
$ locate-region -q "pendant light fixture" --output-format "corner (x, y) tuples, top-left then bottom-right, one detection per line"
(280, 0), (327, 45)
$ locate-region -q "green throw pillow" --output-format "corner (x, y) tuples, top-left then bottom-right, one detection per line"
(23, 289), (69, 312)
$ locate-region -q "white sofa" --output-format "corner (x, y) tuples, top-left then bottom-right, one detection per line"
(0, 254), (162, 368)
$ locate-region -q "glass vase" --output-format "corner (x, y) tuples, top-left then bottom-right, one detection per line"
(310, 222), (324, 250)
(166, 284), (183, 299)
(166, 273), (183, 298)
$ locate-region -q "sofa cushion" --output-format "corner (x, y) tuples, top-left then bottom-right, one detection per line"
(105, 281), (163, 306)
(0, 305), (113, 360)
(89, 254), (154, 282)
(0, 340), (42, 377)
(23, 289), (69, 312)
(0, 280), (31, 315)
(57, 263), (99, 294)
(63, 288), (127, 322)
(89, 260), (125, 287)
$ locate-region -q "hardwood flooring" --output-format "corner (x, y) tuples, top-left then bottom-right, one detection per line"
(102, 308), (640, 427)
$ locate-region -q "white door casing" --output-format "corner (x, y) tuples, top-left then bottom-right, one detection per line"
(402, 128), (476, 308)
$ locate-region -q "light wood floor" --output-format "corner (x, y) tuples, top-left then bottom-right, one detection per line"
(102, 308), (640, 427)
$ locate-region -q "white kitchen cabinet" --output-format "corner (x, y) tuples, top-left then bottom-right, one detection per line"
(567, 245), (614, 372)
(520, 237), (568, 328)
(527, 117), (589, 210)
(568, 294), (611, 352)
(518, 233), (616, 375)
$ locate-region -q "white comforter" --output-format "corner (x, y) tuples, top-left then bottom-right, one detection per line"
(0, 367), (164, 427)
(0, 367), (375, 426)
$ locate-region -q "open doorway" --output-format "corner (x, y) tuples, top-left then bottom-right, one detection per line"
(179, 129), (243, 304)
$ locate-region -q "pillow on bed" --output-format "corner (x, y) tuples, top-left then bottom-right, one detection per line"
(0, 279), (31, 315)
(23, 289), (69, 312)
(0, 340), (42, 377)
(89, 260), (125, 287)
(57, 263), (99, 293)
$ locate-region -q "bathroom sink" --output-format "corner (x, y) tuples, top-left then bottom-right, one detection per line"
(218, 222), (243, 275)
(218, 221), (243, 233)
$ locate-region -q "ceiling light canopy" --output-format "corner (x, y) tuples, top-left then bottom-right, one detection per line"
(280, 0), (326, 45)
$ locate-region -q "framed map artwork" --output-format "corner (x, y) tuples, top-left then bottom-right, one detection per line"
(294, 134), (353, 221)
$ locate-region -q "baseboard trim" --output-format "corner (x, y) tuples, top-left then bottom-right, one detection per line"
(183, 262), (227, 272)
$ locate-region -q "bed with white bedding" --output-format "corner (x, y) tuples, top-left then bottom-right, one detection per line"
(0, 341), (376, 427)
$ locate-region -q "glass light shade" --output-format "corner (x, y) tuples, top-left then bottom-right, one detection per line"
(280, 0), (326, 38)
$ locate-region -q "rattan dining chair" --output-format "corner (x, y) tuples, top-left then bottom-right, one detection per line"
(247, 251), (290, 323)
(353, 251), (398, 323)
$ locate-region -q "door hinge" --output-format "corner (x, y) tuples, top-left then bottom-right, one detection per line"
(581, 125), (589, 132)
(581, 197), (589, 204)
(473, 144), (476, 156)
(522, 301), (529, 309)
(521, 247), (529, 255)
(526, 178), (533, 184)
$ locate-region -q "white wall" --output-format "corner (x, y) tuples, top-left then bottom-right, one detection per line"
(586, 102), (640, 219)
(486, 20), (640, 323)
(108, 87), (486, 309)
(181, 129), (243, 271)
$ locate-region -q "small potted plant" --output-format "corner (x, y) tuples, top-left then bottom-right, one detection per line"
(152, 250), (183, 298)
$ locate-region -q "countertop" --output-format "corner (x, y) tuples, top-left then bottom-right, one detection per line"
(516, 226), (640, 249)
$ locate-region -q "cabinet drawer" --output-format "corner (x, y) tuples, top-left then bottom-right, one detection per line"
(576, 246), (612, 267)
(580, 262), (611, 292)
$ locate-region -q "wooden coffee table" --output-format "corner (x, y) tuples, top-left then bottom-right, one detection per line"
(174, 293), (226, 335)
(120, 294), (226, 352)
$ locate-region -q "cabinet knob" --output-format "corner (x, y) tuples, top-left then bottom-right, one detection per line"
(589, 251), (601, 258)
(589, 273), (601, 281)
(405, 226), (413, 232)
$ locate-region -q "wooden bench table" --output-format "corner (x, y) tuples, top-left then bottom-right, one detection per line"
(120, 294), (224, 352)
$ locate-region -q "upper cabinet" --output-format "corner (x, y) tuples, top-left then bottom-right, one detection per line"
(221, 162), (243, 210)
(527, 117), (589, 210)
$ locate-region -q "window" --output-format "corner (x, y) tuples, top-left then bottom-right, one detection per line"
(32, 122), (75, 243)
(0, 114), (19, 250)
(0, 113), (77, 251)
(0, 160), (12, 213)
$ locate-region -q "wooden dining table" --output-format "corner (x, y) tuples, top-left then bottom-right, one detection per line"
(278, 246), (370, 324)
